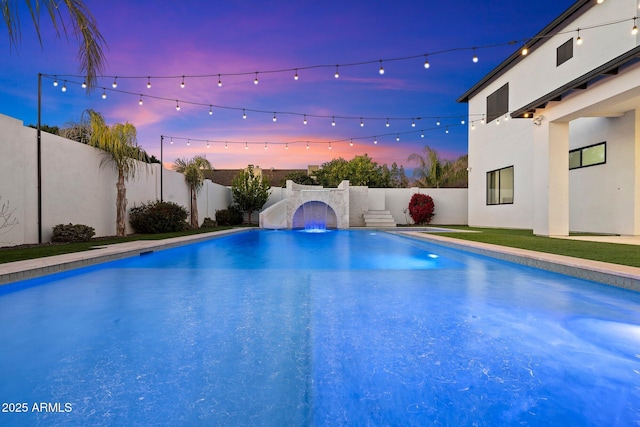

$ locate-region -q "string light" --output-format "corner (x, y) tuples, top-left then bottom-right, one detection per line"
(254, 72), (259, 85)
(386, 118), (390, 127)
(504, 113), (509, 121)
(303, 114), (307, 125)
(112, 77), (117, 88)
(294, 69), (299, 80)
(373, 137), (377, 145)
(411, 119), (416, 127)
(225, 142), (228, 149)
(329, 143), (332, 149)
(576, 29), (583, 45)
(272, 112), (277, 122)
(176, 100), (180, 111)
(206, 141), (210, 148)
(350, 139), (354, 147)
(445, 127), (449, 134)
(472, 48), (478, 63)
(139, 95), (143, 105)
(360, 118), (364, 127)
(461, 119), (465, 124)
(285, 143), (289, 149)
(332, 116), (336, 126)
(209, 105), (213, 115)
(245, 142), (248, 150)
(180, 76), (185, 88)
(396, 134), (400, 141)
(334, 65), (339, 78)
(242, 109), (247, 119)
(424, 55), (430, 69)
(146, 77), (151, 89)
(632, 18), (638, 35)
(81, 81), (86, 88)
(306, 141), (309, 149)
(186, 139), (190, 146)
(436, 118), (441, 126)
(481, 115), (485, 124)
(264, 142), (268, 150)
(61, 81), (67, 92)
(101, 89), (106, 99)
(53, 77), (58, 87)
(170, 137), (173, 144)
(421, 131), (425, 138)
(471, 122), (475, 130)
(378, 60), (385, 75)
(218, 74), (222, 87)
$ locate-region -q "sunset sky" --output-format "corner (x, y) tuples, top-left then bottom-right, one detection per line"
(0, 0), (576, 172)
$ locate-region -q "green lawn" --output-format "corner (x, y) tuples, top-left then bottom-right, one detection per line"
(0, 227), (237, 264)
(430, 226), (640, 268)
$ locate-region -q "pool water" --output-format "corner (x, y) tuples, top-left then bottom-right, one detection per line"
(0, 230), (639, 426)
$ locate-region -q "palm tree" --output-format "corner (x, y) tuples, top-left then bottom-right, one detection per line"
(2, 0), (107, 89)
(408, 145), (468, 188)
(172, 156), (212, 228)
(87, 110), (148, 236)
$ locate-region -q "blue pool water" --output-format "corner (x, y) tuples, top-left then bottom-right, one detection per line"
(0, 230), (639, 426)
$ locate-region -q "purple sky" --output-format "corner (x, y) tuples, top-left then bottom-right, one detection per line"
(1, 0), (576, 171)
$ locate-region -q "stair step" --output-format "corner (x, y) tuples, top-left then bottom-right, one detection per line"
(363, 210), (396, 227)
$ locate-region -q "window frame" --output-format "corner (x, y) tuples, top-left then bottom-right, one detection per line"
(486, 166), (514, 206)
(569, 141), (606, 170)
(486, 83), (509, 123)
(556, 38), (574, 67)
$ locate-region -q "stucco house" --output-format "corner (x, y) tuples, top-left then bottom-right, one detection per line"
(458, 0), (640, 236)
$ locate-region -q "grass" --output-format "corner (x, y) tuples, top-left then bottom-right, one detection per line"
(0, 226), (238, 264)
(429, 226), (640, 268)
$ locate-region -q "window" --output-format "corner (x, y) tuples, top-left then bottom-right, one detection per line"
(486, 83), (509, 123)
(557, 38), (573, 66)
(569, 142), (606, 170)
(486, 166), (514, 205)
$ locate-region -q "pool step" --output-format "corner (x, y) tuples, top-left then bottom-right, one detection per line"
(363, 210), (396, 227)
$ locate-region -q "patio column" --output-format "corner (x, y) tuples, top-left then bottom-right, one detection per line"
(532, 118), (569, 236)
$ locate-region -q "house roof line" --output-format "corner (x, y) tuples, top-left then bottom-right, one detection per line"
(510, 45), (640, 118)
(457, 0), (593, 104)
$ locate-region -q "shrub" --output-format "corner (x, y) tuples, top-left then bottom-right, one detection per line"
(51, 223), (95, 242)
(408, 193), (435, 225)
(201, 217), (217, 228)
(215, 206), (244, 226)
(129, 201), (188, 234)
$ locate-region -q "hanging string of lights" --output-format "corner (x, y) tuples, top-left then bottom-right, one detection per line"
(46, 13), (637, 87)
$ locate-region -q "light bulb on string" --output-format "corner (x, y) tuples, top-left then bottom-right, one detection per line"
(53, 77), (58, 87)
(294, 69), (299, 80)
(218, 74), (222, 87)
(334, 65), (339, 78)
(242, 109), (247, 119)
(472, 48), (478, 63)
(373, 137), (377, 145)
(180, 76), (185, 88)
(350, 139), (354, 147)
(146, 77), (151, 89)
(446, 127), (449, 134)
(396, 134), (400, 141)
(209, 105), (213, 115)
(245, 142), (248, 150)
(112, 77), (117, 88)
(206, 142), (210, 149)
(424, 55), (430, 69)
(496, 118), (500, 125)
(386, 118), (390, 127)
(378, 60), (385, 75)
(632, 18), (638, 35)
(306, 141), (309, 149)
(421, 131), (425, 138)
(81, 81), (86, 89)
(436, 118), (440, 126)
(481, 115), (485, 124)
(328, 143), (332, 150)
(186, 139), (190, 146)
(360, 118), (364, 127)
(285, 143), (289, 150)
(576, 29), (583, 45)
(176, 100), (180, 111)
(303, 114), (307, 125)
(471, 122), (475, 130)
(101, 89), (107, 99)
(504, 113), (509, 121)
(225, 142), (228, 149)
(273, 112), (277, 122)
(332, 116), (336, 126)
(411, 119), (416, 127)
(61, 81), (67, 92)
(264, 142), (268, 150)
(139, 95), (143, 105)
(461, 119), (466, 125)
(170, 137), (173, 144)
(254, 72), (259, 85)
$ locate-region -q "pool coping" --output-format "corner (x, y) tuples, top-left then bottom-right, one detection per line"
(396, 231), (640, 292)
(0, 228), (251, 286)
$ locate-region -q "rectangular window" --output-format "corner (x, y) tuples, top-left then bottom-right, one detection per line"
(486, 166), (514, 205)
(557, 38), (573, 66)
(569, 142), (606, 170)
(486, 83), (509, 123)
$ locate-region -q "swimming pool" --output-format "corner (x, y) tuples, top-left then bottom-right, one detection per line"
(0, 229), (638, 425)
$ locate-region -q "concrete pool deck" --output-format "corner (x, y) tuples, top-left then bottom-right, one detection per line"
(0, 227), (638, 292)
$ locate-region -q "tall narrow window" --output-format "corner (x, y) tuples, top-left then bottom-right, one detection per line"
(486, 166), (514, 205)
(486, 83), (509, 123)
(557, 38), (573, 66)
(569, 142), (606, 169)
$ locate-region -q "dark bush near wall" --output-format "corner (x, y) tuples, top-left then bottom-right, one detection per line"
(51, 223), (96, 242)
(129, 201), (188, 234)
(215, 206), (244, 226)
(201, 217), (217, 228)
(408, 193), (435, 225)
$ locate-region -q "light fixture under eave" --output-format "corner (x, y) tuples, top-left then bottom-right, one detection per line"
(521, 46), (528, 56)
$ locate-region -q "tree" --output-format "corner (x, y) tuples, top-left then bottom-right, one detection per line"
(172, 155), (212, 228)
(390, 162), (409, 188)
(408, 145), (468, 188)
(86, 110), (149, 236)
(2, 0), (107, 89)
(280, 171), (315, 187)
(231, 165), (270, 224)
(314, 154), (392, 187)
(28, 124), (60, 135)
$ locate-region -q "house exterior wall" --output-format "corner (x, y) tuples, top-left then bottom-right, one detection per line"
(464, 0), (640, 235)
